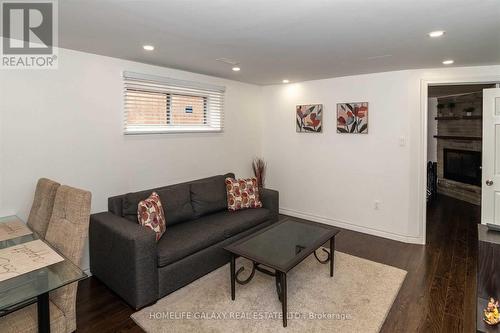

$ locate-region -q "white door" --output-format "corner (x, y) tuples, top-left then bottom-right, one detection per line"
(482, 88), (500, 224)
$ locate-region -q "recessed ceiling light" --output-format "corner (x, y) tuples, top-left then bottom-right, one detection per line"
(143, 45), (154, 51)
(232, 66), (241, 72)
(428, 30), (446, 38)
(282, 79), (290, 84)
(442, 59), (454, 65)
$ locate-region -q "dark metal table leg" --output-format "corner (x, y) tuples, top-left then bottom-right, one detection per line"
(330, 237), (335, 277)
(314, 248), (331, 264)
(281, 272), (287, 327)
(235, 262), (256, 284)
(230, 254), (235, 300)
(37, 292), (50, 333)
(275, 272), (282, 302)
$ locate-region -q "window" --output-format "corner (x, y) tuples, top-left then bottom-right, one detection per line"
(123, 72), (224, 134)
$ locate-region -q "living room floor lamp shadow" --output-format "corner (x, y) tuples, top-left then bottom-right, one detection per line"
(296, 104), (323, 133)
(337, 102), (369, 134)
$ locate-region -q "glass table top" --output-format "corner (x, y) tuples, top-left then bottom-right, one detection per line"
(224, 218), (339, 272)
(0, 216), (87, 313)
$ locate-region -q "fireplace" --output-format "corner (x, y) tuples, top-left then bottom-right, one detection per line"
(443, 149), (482, 186)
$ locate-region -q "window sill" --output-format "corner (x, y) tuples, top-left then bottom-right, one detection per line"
(124, 127), (222, 135)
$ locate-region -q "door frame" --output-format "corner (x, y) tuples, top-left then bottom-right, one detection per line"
(419, 76), (500, 244)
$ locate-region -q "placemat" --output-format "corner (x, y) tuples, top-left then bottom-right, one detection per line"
(0, 239), (64, 282)
(0, 218), (32, 242)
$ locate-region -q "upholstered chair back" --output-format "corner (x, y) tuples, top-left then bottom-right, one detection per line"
(45, 185), (91, 333)
(27, 178), (60, 238)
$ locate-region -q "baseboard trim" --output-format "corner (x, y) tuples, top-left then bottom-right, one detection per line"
(280, 207), (424, 245)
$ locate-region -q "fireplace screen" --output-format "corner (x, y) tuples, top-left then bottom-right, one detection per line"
(443, 149), (482, 186)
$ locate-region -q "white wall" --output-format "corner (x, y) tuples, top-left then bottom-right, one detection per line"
(0, 48), (263, 272)
(261, 65), (500, 244)
(427, 97), (438, 162)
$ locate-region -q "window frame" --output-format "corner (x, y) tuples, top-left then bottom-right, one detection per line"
(123, 71), (225, 135)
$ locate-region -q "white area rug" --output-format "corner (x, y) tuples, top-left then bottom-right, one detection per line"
(131, 251), (406, 332)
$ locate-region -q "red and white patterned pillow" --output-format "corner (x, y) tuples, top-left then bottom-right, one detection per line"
(225, 177), (263, 211)
(137, 192), (166, 241)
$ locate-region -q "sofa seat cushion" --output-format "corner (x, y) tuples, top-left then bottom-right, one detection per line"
(157, 218), (227, 267)
(204, 208), (271, 238)
(156, 208), (271, 267)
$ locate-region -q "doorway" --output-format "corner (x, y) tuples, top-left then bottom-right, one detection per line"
(423, 83), (498, 331)
(426, 83), (494, 206)
(418, 78), (500, 244)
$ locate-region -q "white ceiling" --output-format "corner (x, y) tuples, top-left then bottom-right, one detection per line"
(58, 0), (500, 85)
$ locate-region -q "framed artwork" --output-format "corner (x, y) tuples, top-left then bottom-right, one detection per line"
(296, 104), (323, 133)
(337, 102), (368, 134)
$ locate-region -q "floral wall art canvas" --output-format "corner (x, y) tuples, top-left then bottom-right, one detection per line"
(337, 102), (368, 134)
(296, 104), (323, 133)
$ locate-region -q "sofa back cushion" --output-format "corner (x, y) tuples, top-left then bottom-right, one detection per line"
(157, 184), (194, 225)
(122, 191), (152, 222)
(108, 173), (234, 225)
(190, 173), (234, 218)
(120, 184), (194, 226)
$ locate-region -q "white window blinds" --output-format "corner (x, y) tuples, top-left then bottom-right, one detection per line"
(123, 71), (225, 134)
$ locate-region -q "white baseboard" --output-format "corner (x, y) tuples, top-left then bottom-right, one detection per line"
(280, 207), (424, 245)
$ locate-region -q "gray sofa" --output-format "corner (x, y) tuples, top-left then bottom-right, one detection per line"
(89, 173), (279, 309)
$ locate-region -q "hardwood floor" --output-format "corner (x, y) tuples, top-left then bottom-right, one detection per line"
(76, 194), (479, 332)
(378, 194), (479, 333)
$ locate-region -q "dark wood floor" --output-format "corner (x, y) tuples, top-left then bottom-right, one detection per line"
(76, 194), (480, 332)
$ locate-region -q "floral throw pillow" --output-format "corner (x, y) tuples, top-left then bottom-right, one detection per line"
(137, 192), (166, 241)
(225, 177), (263, 211)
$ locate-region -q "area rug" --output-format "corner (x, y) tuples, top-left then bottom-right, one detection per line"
(131, 251), (406, 332)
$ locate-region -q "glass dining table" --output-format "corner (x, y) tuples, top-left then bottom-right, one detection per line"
(0, 216), (87, 333)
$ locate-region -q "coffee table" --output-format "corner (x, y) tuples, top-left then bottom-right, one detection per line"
(224, 218), (340, 327)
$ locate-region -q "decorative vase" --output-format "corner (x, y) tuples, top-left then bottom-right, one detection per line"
(252, 158), (266, 193)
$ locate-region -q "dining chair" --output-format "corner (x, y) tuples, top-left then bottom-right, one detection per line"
(46, 185), (91, 333)
(27, 178), (60, 238)
(0, 185), (91, 333)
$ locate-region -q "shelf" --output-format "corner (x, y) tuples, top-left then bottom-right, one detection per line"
(435, 116), (460, 120)
(433, 135), (482, 141)
(435, 116), (482, 120)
